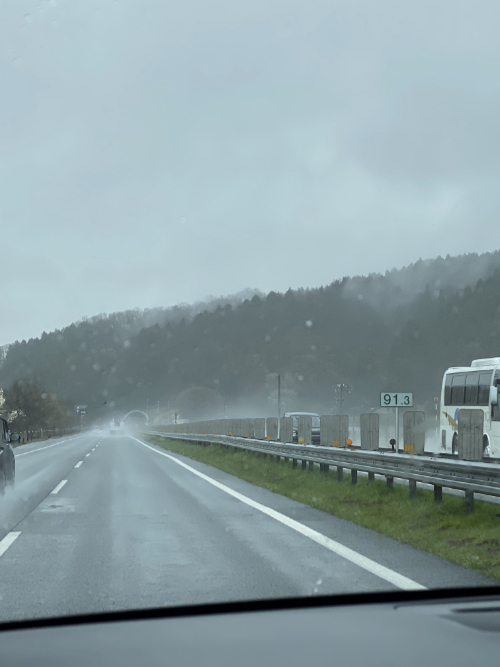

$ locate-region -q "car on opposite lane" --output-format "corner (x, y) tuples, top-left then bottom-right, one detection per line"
(0, 414), (17, 493)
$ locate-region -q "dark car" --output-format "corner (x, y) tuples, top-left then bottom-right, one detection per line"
(0, 415), (17, 493)
(284, 412), (321, 444)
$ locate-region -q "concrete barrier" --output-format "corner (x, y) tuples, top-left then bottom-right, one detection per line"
(327, 415), (349, 447)
(360, 413), (379, 450)
(266, 417), (278, 441)
(280, 417), (293, 443)
(243, 418), (254, 439)
(297, 415), (312, 445)
(254, 418), (266, 440)
(458, 409), (483, 462)
(403, 411), (425, 455)
(320, 416), (335, 447)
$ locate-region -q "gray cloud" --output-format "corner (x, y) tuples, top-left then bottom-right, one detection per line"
(1, 0), (499, 344)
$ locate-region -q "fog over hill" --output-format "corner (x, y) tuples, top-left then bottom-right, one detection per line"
(2, 251), (500, 423)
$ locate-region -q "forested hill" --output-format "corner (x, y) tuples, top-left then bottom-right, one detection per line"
(2, 251), (500, 422)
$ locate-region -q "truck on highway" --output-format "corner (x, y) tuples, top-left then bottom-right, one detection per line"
(109, 419), (125, 436)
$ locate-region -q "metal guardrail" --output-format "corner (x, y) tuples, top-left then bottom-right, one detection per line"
(146, 431), (500, 513)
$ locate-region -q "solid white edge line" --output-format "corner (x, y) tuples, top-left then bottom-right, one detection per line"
(51, 480), (67, 495)
(16, 435), (81, 457)
(0, 532), (21, 558)
(132, 438), (425, 591)
(74, 461), (83, 468)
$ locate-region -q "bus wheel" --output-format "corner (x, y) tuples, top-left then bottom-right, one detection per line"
(483, 435), (490, 456)
(452, 432), (458, 455)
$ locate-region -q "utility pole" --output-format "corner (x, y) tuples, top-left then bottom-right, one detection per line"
(335, 383), (351, 413)
(277, 374), (281, 439)
(278, 374), (281, 419)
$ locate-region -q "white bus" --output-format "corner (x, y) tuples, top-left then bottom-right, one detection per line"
(440, 357), (500, 457)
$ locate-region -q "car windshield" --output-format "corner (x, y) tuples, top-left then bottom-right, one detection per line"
(0, 0), (499, 625)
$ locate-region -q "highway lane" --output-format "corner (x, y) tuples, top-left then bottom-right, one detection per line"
(0, 434), (495, 622)
(0, 432), (102, 541)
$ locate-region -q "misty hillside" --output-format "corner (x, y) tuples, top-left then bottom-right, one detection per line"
(2, 251), (500, 422)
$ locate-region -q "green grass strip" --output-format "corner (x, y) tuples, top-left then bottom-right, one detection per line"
(145, 435), (500, 580)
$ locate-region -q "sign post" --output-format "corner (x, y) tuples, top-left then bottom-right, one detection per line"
(380, 393), (413, 453)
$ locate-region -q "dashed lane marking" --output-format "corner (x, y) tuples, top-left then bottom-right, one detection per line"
(0, 532), (21, 558)
(51, 480), (67, 495)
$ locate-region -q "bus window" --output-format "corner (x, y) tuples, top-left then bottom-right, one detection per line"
(478, 372), (492, 406)
(444, 374), (452, 405)
(493, 373), (500, 421)
(450, 374), (465, 405)
(465, 373), (479, 405)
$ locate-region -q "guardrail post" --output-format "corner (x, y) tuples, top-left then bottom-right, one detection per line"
(276, 456), (280, 464)
(293, 459), (297, 469)
(270, 454), (275, 462)
(386, 476), (394, 489)
(409, 479), (417, 500)
(368, 472), (375, 482)
(308, 461), (314, 472)
(465, 490), (474, 513)
(351, 469), (357, 485)
(434, 485), (443, 503)
(337, 466), (343, 482)
(301, 460), (307, 471)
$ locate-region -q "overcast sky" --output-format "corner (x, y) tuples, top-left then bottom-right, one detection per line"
(1, 0), (499, 345)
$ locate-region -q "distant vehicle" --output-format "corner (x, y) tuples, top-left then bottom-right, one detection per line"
(0, 415), (17, 493)
(440, 357), (500, 456)
(284, 412), (321, 444)
(109, 419), (125, 436)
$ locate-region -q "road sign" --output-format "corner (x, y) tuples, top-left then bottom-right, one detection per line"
(380, 393), (413, 408)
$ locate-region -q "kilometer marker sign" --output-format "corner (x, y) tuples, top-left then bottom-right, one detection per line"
(380, 393), (413, 408)
(380, 393), (413, 454)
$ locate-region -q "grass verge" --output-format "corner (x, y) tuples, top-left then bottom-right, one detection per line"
(145, 435), (500, 580)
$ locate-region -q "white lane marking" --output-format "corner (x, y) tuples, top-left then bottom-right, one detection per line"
(16, 436), (81, 457)
(74, 461), (83, 468)
(51, 480), (67, 495)
(133, 438), (425, 591)
(85, 453), (91, 458)
(0, 532), (21, 558)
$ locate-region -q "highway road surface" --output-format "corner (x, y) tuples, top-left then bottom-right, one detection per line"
(0, 431), (494, 622)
